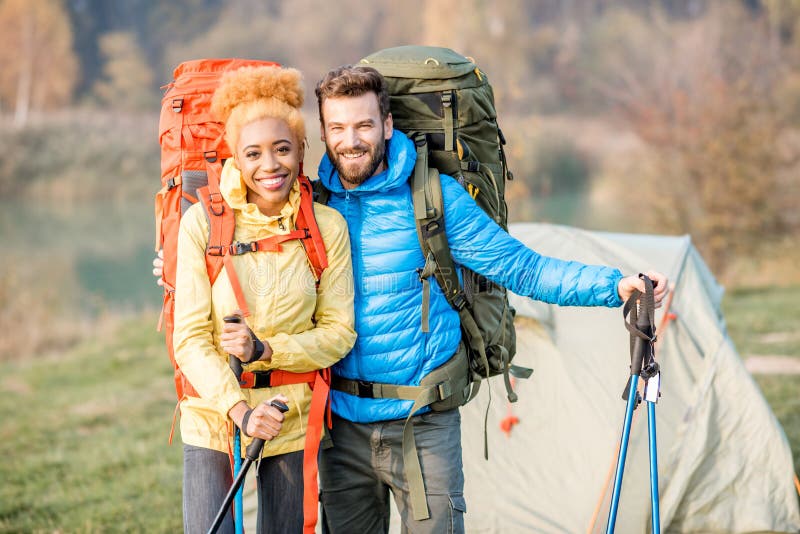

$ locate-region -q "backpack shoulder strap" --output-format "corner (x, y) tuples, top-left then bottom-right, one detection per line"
(410, 135), (494, 394)
(197, 181), (253, 317)
(311, 178), (331, 206)
(296, 175), (329, 284)
(410, 135), (463, 312)
(197, 182), (234, 286)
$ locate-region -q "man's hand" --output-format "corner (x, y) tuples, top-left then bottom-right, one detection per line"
(153, 249), (164, 287)
(617, 271), (669, 308)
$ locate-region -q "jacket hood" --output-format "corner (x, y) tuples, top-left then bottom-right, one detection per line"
(219, 158), (301, 226)
(317, 129), (416, 194)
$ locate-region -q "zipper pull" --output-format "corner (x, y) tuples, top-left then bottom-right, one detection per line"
(277, 217), (285, 231)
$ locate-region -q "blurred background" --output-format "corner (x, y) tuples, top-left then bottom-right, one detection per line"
(0, 0), (798, 531)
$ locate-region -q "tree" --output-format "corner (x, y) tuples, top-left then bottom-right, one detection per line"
(579, 3), (790, 273)
(0, 0), (78, 126)
(93, 31), (156, 111)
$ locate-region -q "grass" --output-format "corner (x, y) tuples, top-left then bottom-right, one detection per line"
(0, 314), (182, 533)
(0, 287), (797, 532)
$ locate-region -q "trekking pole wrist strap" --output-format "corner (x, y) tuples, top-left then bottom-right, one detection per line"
(249, 332), (265, 363)
(240, 408), (254, 437)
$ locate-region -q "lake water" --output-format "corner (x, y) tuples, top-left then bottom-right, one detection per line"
(0, 195), (162, 316)
(0, 187), (597, 326)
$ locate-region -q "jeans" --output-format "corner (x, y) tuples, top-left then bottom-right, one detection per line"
(182, 444), (303, 534)
(319, 409), (466, 534)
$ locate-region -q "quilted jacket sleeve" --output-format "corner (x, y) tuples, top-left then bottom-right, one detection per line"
(440, 175), (624, 307)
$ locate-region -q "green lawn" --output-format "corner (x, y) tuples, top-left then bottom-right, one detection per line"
(0, 286), (797, 532)
(0, 316), (182, 533)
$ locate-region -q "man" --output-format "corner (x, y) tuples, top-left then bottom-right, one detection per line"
(154, 64), (668, 533)
(312, 65), (667, 534)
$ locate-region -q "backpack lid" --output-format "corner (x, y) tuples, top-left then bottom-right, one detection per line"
(172, 58), (280, 80)
(360, 46), (476, 80)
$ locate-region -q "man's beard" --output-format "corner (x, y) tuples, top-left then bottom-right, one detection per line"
(327, 139), (386, 187)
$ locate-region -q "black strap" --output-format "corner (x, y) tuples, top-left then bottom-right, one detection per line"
(240, 408), (254, 437)
(621, 274), (659, 399)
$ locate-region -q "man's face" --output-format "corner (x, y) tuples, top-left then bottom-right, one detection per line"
(320, 93), (393, 189)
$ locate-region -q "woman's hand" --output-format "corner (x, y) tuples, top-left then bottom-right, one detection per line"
(219, 311), (272, 363)
(220, 312), (256, 362)
(617, 271), (669, 308)
(229, 395), (289, 441)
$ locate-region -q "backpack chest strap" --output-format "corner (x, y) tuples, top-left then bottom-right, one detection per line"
(209, 229), (309, 257)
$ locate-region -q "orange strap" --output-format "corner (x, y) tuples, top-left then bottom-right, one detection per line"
(222, 253), (252, 317)
(237, 368), (330, 533)
(239, 370), (318, 389)
(302, 370), (330, 533)
(296, 175), (329, 282)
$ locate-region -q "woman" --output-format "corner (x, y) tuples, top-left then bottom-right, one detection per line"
(172, 65), (356, 534)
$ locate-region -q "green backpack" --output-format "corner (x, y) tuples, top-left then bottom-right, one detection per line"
(359, 45), (532, 406)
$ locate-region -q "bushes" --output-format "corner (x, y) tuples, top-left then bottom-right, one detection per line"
(0, 111), (159, 202)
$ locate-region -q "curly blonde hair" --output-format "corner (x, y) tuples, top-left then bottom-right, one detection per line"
(211, 65), (306, 152)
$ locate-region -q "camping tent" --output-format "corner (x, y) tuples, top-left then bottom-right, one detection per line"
(452, 223), (800, 533)
(245, 223), (799, 533)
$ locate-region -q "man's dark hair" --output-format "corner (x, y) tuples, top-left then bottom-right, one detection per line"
(315, 65), (390, 122)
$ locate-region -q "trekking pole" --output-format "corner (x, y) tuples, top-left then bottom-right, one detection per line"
(605, 275), (660, 534)
(208, 398), (290, 534)
(223, 315), (245, 534)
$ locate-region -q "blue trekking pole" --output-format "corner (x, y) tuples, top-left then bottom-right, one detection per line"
(605, 275), (661, 534)
(208, 399), (289, 534)
(223, 315), (245, 534)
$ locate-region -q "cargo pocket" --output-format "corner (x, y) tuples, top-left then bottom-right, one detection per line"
(449, 493), (467, 533)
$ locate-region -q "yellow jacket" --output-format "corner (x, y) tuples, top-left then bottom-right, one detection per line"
(173, 159), (356, 456)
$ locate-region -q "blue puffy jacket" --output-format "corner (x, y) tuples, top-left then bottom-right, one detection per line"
(318, 131), (623, 423)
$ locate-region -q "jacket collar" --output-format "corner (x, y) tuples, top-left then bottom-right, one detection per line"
(317, 130), (417, 194)
(220, 158), (300, 226)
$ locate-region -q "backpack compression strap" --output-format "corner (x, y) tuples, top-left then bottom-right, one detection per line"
(330, 374), (456, 521)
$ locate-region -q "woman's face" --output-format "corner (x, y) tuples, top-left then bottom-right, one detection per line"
(235, 117), (302, 216)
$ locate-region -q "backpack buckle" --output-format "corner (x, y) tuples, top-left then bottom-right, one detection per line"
(357, 380), (375, 398)
(436, 381), (452, 401)
(207, 245), (224, 257)
(230, 241), (256, 255)
(422, 220), (443, 238)
(451, 293), (467, 311)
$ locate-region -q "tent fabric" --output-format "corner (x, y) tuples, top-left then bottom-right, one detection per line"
(449, 223), (800, 533)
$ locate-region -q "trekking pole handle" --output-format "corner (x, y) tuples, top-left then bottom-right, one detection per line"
(223, 315), (244, 381)
(245, 400), (289, 461)
(630, 275), (656, 376)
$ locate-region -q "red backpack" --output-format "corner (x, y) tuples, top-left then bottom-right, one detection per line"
(154, 59), (328, 533)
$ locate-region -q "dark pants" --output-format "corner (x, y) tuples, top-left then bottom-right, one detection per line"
(319, 409), (466, 534)
(182, 444), (303, 534)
